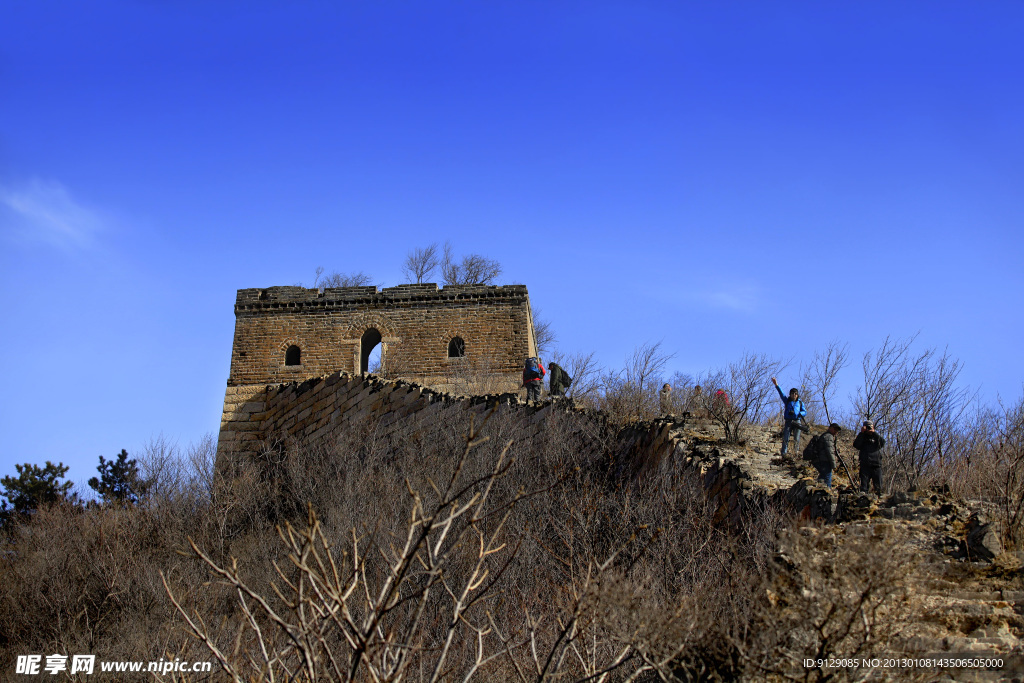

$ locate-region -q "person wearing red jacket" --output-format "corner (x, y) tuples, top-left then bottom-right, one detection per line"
(523, 357), (546, 402)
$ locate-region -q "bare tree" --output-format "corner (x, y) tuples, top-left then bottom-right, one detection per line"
(625, 341), (674, 409)
(995, 392), (1024, 548)
(695, 353), (787, 442)
(440, 242), (502, 285)
(600, 342), (675, 421)
(797, 341), (857, 484)
(532, 309), (556, 359)
(166, 415), (523, 682)
(668, 371), (698, 414)
(401, 243), (440, 283)
(854, 335), (921, 430)
(801, 340), (850, 426)
(550, 350), (602, 403)
(313, 266), (375, 289)
(854, 336), (975, 489)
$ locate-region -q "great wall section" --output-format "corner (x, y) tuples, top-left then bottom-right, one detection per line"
(216, 283), (1024, 669)
(218, 370), (827, 528)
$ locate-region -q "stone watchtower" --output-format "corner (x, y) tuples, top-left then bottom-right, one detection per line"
(217, 282), (537, 462)
(226, 282), (538, 391)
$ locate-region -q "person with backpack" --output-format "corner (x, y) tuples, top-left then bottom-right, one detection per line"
(523, 357), (546, 402)
(771, 377), (807, 457)
(811, 423), (842, 488)
(548, 362), (572, 397)
(853, 420), (885, 494)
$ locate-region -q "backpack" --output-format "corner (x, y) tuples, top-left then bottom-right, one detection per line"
(801, 434), (824, 463)
(524, 357), (541, 381)
(549, 363), (572, 388)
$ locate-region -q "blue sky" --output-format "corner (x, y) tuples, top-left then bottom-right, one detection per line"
(1, 1), (1022, 490)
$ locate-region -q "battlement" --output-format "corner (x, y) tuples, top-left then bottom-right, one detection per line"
(235, 284), (530, 310)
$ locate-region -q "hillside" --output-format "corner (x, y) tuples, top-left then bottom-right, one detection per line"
(3, 372), (1023, 681)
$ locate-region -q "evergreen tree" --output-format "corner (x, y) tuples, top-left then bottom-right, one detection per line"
(88, 449), (148, 506)
(0, 461), (75, 529)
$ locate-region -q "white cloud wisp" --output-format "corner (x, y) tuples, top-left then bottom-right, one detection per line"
(1, 179), (105, 250)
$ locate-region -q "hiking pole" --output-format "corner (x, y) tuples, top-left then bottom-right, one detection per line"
(835, 441), (855, 489)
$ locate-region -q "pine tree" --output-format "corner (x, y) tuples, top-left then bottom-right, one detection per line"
(88, 449), (149, 506)
(0, 461), (75, 529)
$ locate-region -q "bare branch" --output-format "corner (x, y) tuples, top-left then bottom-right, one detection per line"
(402, 243), (440, 284)
(313, 268), (376, 289)
(440, 242), (502, 285)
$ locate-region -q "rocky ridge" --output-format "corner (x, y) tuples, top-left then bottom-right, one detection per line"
(649, 413), (1024, 679)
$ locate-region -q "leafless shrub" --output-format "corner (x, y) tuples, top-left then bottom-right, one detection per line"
(401, 243), (441, 284)
(185, 434), (218, 497)
(313, 266), (376, 289)
(598, 342), (674, 422)
(177, 405), (776, 680)
(991, 393), (1024, 548)
(550, 350), (603, 404)
(856, 335), (921, 429)
(0, 436), (226, 672)
(695, 352), (787, 442)
(137, 434), (187, 501)
(2, 386), (932, 681)
(800, 340), (850, 426)
(659, 372), (716, 418)
(743, 526), (919, 680)
(440, 242), (502, 285)
(913, 402), (992, 500)
(414, 353), (517, 395)
(855, 336), (975, 490)
(532, 309), (556, 359)
(167, 414), (524, 682)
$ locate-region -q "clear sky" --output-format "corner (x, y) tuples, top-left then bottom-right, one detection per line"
(2, 1), (1022, 490)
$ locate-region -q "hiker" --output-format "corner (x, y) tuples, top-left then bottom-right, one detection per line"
(771, 377), (807, 457)
(548, 362), (572, 397)
(712, 388), (729, 413)
(815, 423), (842, 488)
(523, 357), (546, 402)
(659, 383), (673, 415)
(687, 385), (704, 417)
(853, 420), (885, 494)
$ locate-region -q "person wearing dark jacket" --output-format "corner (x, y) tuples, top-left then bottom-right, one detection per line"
(548, 362), (572, 397)
(853, 420), (885, 493)
(816, 423), (842, 488)
(523, 357), (546, 402)
(771, 377), (807, 457)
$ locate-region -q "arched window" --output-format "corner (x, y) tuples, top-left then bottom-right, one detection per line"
(360, 328), (382, 373)
(285, 345), (301, 366)
(448, 336), (466, 358)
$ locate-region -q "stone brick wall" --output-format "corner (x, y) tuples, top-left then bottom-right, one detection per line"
(217, 369), (802, 531)
(218, 372), (841, 531)
(227, 283), (537, 390)
(217, 371), (612, 468)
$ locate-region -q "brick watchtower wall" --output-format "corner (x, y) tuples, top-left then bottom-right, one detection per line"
(220, 283), (538, 461)
(227, 283), (537, 388)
